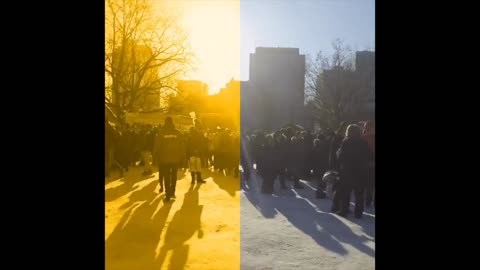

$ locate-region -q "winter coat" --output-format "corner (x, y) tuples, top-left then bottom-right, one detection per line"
(187, 131), (204, 158)
(310, 141), (329, 176)
(257, 143), (277, 178)
(153, 127), (186, 165)
(337, 137), (373, 188)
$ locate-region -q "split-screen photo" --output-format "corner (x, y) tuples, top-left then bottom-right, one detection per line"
(105, 0), (375, 269)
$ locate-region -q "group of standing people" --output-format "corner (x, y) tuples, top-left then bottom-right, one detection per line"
(241, 121), (375, 218)
(332, 122), (375, 218)
(105, 121), (158, 177)
(106, 117), (375, 216)
(106, 117), (241, 202)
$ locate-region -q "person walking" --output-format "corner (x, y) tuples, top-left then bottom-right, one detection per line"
(154, 117), (186, 202)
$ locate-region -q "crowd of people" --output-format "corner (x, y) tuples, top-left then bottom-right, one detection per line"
(106, 117), (375, 216)
(105, 117), (240, 202)
(241, 121), (375, 219)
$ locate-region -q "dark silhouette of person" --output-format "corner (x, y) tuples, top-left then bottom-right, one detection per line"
(333, 124), (373, 218)
(257, 135), (276, 194)
(231, 131), (240, 178)
(187, 127), (206, 184)
(153, 117), (186, 202)
(311, 136), (330, 198)
(362, 121), (375, 208)
(329, 122), (348, 212)
(240, 133), (252, 182)
(273, 131), (289, 189)
(288, 136), (305, 189)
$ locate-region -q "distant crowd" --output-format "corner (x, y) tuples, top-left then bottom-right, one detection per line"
(241, 121), (375, 219)
(105, 117), (239, 202)
(105, 118), (375, 216)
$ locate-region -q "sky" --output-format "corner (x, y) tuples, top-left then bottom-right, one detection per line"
(161, 0), (375, 94)
(163, 0), (240, 94)
(240, 0), (375, 80)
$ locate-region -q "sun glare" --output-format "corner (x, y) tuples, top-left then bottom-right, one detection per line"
(163, 0), (240, 95)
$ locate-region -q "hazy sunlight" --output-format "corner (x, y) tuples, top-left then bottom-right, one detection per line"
(164, 0), (240, 94)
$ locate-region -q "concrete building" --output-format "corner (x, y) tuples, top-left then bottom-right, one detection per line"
(168, 80), (209, 115)
(201, 79), (240, 130)
(242, 47), (306, 130)
(177, 80), (209, 97)
(355, 51), (375, 120)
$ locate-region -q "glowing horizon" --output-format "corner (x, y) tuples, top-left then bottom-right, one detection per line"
(162, 0), (240, 95)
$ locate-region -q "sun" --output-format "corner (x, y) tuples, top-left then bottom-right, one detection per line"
(163, 0), (240, 95)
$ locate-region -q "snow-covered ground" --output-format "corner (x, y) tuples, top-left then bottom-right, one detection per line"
(240, 173), (375, 270)
(105, 166), (241, 270)
(105, 166), (374, 270)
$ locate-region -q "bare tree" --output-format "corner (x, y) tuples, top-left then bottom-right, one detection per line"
(331, 38), (353, 69)
(306, 39), (368, 130)
(305, 50), (329, 102)
(105, 0), (193, 123)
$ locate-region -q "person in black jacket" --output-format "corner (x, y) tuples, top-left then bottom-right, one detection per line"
(154, 117), (186, 202)
(105, 120), (117, 177)
(200, 131), (209, 169)
(273, 131), (288, 189)
(329, 122), (347, 170)
(187, 127), (206, 184)
(288, 136), (304, 189)
(329, 122), (348, 212)
(311, 136), (329, 198)
(231, 132), (240, 178)
(257, 135), (276, 194)
(115, 127), (130, 176)
(240, 133), (252, 181)
(302, 130), (314, 180)
(333, 124), (373, 218)
(141, 125), (155, 176)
